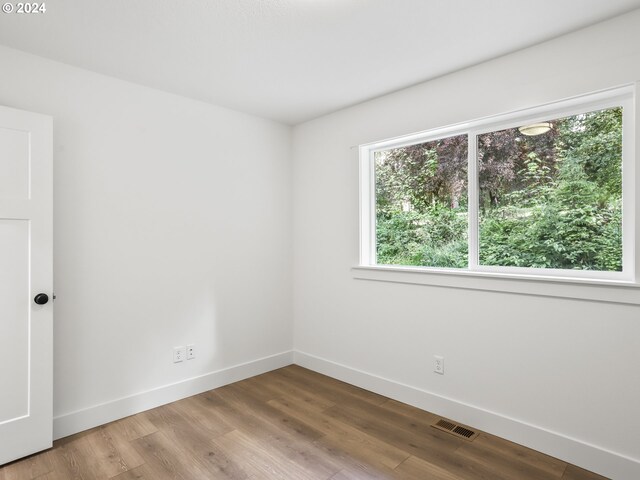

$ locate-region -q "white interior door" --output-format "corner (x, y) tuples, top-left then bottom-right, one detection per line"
(0, 105), (53, 465)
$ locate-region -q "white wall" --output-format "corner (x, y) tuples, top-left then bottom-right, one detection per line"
(0, 46), (293, 433)
(292, 10), (640, 480)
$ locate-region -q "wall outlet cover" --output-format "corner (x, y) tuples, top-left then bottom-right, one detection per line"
(173, 346), (186, 363)
(434, 355), (444, 375)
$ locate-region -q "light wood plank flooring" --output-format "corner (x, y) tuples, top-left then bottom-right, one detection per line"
(0, 365), (608, 480)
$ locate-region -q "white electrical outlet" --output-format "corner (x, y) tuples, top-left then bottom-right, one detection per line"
(434, 355), (444, 375)
(186, 344), (195, 360)
(173, 346), (186, 363)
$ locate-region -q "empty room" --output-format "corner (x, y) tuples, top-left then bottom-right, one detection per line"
(1, 1), (640, 479)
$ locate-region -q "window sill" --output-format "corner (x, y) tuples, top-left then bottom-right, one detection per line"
(352, 265), (640, 305)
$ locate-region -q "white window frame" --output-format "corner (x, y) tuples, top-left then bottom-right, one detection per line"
(356, 85), (639, 301)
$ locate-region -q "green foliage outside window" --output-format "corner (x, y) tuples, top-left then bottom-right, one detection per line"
(375, 107), (623, 271)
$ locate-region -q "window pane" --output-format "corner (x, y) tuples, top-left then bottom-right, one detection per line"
(375, 134), (468, 268)
(478, 107), (623, 271)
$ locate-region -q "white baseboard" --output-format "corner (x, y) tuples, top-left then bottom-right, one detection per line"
(53, 350), (294, 440)
(293, 350), (640, 480)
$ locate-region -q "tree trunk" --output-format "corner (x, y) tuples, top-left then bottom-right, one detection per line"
(489, 191), (499, 207)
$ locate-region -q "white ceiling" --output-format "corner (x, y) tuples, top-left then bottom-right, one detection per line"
(1, 0), (639, 124)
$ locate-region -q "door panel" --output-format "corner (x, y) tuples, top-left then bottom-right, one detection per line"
(0, 105), (53, 465)
(0, 127), (30, 199)
(0, 219), (29, 423)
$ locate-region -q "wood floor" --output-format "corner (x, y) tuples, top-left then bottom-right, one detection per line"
(0, 365), (607, 480)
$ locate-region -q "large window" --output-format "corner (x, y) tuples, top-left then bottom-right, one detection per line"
(360, 87), (634, 281)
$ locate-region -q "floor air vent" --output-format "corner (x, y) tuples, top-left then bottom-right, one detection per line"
(432, 418), (478, 441)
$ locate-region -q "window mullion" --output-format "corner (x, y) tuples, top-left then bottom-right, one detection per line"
(468, 130), (479, 271)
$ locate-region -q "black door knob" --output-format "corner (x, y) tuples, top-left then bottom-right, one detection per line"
(34, 293), (49, 305)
